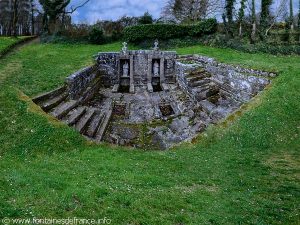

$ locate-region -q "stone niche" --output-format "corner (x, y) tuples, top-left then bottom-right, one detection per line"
(95, 49), (177, 93)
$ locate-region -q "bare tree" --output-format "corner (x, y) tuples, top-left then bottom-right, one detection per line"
(250, 0), (256, 42)
(265, 0), (287, 36)
(39, 0), (90, 34)
(289, 0), (294, 30)
(237, 0), (246, 36)
(161, 0), (222, 23)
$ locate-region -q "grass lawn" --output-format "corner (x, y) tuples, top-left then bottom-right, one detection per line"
(0, 37), (30, 55)
(0, 41), (299, 224)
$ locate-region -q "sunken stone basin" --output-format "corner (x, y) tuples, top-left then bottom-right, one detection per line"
(32, 46), (276, 150)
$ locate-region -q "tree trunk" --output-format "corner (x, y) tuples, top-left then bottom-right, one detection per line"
(239, 23), (242, 36)
(31, 1), (35, 35)
(12, 0), (18, 37)
(290, 0), (294, 31)
(42, 13), (49, 34)
(250, 0), (256, 43)
(251, 22), (256, 43)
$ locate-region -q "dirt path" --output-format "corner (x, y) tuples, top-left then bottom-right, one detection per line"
(0, 36), (40, 60)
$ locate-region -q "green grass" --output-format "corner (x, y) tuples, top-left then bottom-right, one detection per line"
(0, 36), (29, 54)
(0, 42), (299, 225)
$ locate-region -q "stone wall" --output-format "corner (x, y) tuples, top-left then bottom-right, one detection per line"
(176, 62), (199, 102)
(95, 50), (177, 87)
(177, 55), (274, 103)
(96, 52), (119, 87)
(66, 65), (99, 99)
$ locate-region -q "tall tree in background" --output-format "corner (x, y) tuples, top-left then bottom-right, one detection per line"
(265, 0), (287, 36)
(237, 0), (246, 36)
(250, 0), (256, 42)
(0, 0), (32, 36)
(39, 0), (70, 34)
(290, 0), (294, 30)
(30, 0), (36, 35)
(298, 0), (300, 42)
(260, 0), (273, 36)
(12, 0), (19, 36)
(162, 0), (221, 23)
(224, 0), (236, 37)
(138, 12), (153, 24)
(39, 0), (90, 34)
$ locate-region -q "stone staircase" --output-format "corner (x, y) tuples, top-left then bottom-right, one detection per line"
(184, 68), (220, 102)
(32, 86), (112, 142)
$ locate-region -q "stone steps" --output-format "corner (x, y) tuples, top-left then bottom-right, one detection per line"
(75, 108), (96, 134)
(64, 106), (87, 126)
(95, 108), (113, 142)
(41, 92), (68, 112)
(85, 112), (105, 138)
(193, 83), (219, 102)
(188, 79), (211, 88)
(50, 100), (78, 119)
(32, 86), (66, 104)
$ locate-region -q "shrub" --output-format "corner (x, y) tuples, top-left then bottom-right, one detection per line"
(188, 18), (218, 36)
(123, 19), (217, 43)
(88, 27), (105, 44)
(138, 12), (153, 25)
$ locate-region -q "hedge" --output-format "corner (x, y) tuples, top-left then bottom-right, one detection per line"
(123, 18), (217, 43)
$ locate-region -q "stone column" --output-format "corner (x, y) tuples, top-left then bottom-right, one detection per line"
(147, 55), (153, 92)
(160, 57), (165, 83)
(129, 55), (134, 93)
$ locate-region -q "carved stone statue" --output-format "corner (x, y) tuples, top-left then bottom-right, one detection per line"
(122, 42), (128, 53)
(153, 40), (159, 51)
(123, 61), (129, 77)
(153, 60), (159, 77)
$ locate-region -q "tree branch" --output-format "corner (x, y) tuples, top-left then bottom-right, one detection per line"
(65, 0), (90, 14)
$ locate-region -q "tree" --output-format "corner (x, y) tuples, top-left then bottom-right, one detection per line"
(260, 0), (273, 31)
(237, 0), (246, 36)
(39, 0), (70, 34)
(138, 12), (153, 24)
(264, 0), (287, 36)
(299, 0), (300, 29)
(290, 0), (294, 30)
(12, 0), (19, 36)
(39, 0), (90, 34)
(30, 0), (35, 34)
(224, 0), (236, 37)
(0, 0), (32, 36)
(250, 0), (256, 42)
(162, 0), (222, 23)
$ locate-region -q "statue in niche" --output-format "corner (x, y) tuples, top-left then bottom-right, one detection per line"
(122, 61), (129, 77)
(153, 60), (160, 77)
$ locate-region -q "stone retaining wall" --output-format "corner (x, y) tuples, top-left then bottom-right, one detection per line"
(66, 65), (99, 99)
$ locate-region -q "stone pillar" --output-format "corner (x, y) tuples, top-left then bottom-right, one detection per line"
(147, 55), (153, 92)
(129, 55), (134, 93)
(160, 57), (165, 83)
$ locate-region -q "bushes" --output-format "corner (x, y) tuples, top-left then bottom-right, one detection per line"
(88, 27), (105, 44)
(123, 18), (217, 43)
(207, 34), (300, 55)
(188, 18), (218, 36)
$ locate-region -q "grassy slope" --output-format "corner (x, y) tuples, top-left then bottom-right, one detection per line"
(0, 37), (29, 54)
(0, 42), (299, 225)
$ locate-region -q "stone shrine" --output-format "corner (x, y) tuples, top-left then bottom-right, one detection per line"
(32, 42), (276, 149)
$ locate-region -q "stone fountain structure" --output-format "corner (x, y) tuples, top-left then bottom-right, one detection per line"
(32, 42), (276, 149)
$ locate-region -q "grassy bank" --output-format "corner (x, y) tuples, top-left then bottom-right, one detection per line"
(0, 36), (35, 58)
(0, 42), (299, 224)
